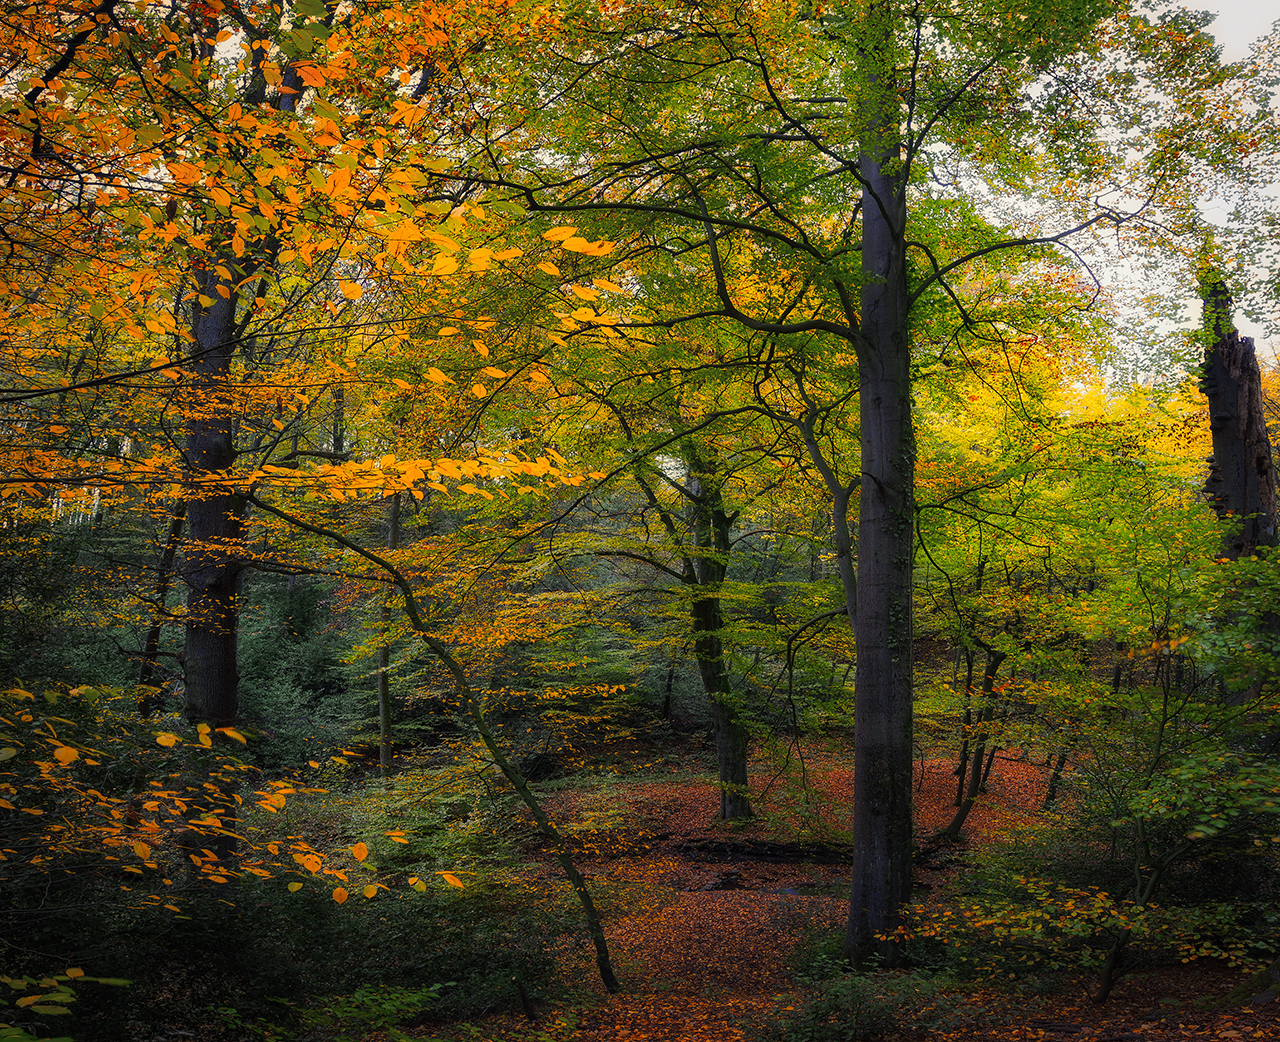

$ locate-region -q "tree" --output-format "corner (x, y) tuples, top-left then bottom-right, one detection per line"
(459, 0), (1252, 959)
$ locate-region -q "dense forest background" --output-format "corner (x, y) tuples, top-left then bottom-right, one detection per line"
(4, 0), (1280, 1039)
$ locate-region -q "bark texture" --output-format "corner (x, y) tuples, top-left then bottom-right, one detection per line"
(182, 265), (244, 727)
(846, 0), (915, 964)
(1201, 279), (1277, 557)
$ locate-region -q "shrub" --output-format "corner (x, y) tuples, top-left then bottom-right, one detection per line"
(754, 968), (957, 1042)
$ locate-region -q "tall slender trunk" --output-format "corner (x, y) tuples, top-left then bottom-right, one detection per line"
(138, 501), (186, 715)
(1043, 747), (1069, 809)
(378, 493), (401, 780)
(953, 648), (975, 806)
(846, 0), (914, 964)
(688, 448), (751, 820)
(936, 648), (1005, 840)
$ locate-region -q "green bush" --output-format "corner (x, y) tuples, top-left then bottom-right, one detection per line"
(754, 968), (957, 1042)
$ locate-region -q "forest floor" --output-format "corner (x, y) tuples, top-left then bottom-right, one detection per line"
(411, 744), (1280, 1042)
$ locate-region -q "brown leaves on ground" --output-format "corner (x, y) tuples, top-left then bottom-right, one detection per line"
(447, 750), (1280, 1042)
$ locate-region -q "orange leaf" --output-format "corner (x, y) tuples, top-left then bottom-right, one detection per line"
(362, 884), (378, 899)
(332, 887), (348, 903)
(439, 872), (465, 889)
(53, 746), (79, 766)
(132, 841), (152, 859)
(350, 842), (369, 862)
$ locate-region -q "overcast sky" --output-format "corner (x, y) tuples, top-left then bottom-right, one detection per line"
(1197, 2), (1280, 61)
(1169, 4), (1279, 359)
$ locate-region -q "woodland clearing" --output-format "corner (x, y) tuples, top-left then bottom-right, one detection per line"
(362, 747), (1280, 1042)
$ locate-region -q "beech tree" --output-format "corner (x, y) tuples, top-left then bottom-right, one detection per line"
(460, 0), (1256, 958)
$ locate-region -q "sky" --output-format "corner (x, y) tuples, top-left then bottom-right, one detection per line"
(1197, 2), (1280, 61)
(1148, 3), (1280, 362)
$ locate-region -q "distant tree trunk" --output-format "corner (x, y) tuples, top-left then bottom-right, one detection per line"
(138, 501), (186, 715)
(1043, 747), (1069, 808)
(661, 652), (676, 721)
(954, 648), (975, 806)
(378, 493), (401, 780)
(687, 446), (751, 820)
(936, 647), (1005, 840)
(1200, 277), (1278, 557)
(332, 384), (345, 456)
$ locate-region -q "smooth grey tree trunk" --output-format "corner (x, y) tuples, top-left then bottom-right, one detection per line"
(846, 0), (915, 964)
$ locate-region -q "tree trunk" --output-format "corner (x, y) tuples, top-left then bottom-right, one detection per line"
(936, 648), (1005, 840)
(1043, 748), (1069, 809)
(1200, 277), (1277, 557)
(954, 648), (975, 806)
(138, 501), (185, 715)
(846, 0), (914, 964)
(688, 446), (751, 820)
(379, 493), (401, 780)
(182, 260), (244, 728)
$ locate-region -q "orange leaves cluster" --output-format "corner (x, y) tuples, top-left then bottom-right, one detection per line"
(0, 686), (473, 918)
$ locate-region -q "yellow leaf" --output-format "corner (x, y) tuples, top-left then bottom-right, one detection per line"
(471, 383), (488, 398)
(217, 727), (247, 744)
(17, 994), (40, 1008)
(571, 285), (601, 301)
(209, 186), (232, 207)
(473, 340), (489, 357)
(156, 732), (179, 747)
(542, 226), (577, 241)
(392, 378), (413, 390)
(425, 367), (454, 385)
(571, 307), (597, 322)
(439, 326), (459, 336)
(491, 247), (523, 261)
(413, 879), (428, 892)
(340, 280), (363, 300)
(594, 278), (624, 292)
(332, 887), (348, 904)
(288, 881), (303, 892)
(362, 884), (378, 899)
(537, 261), (561, 277)
(64, 968), (84, 979)
(216, 284), (231, 299)
(132, 841), (152, 860)
(432, 254), (459, 276)
(350, 842), (369, 862)
(52, 746), (79, 766)
(164, 903), (181, 911)
(481, 366), (508, 379)
(439, 872), (465, 888)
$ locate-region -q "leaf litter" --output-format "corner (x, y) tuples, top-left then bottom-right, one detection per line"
(433, 750), (1280, 1042)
